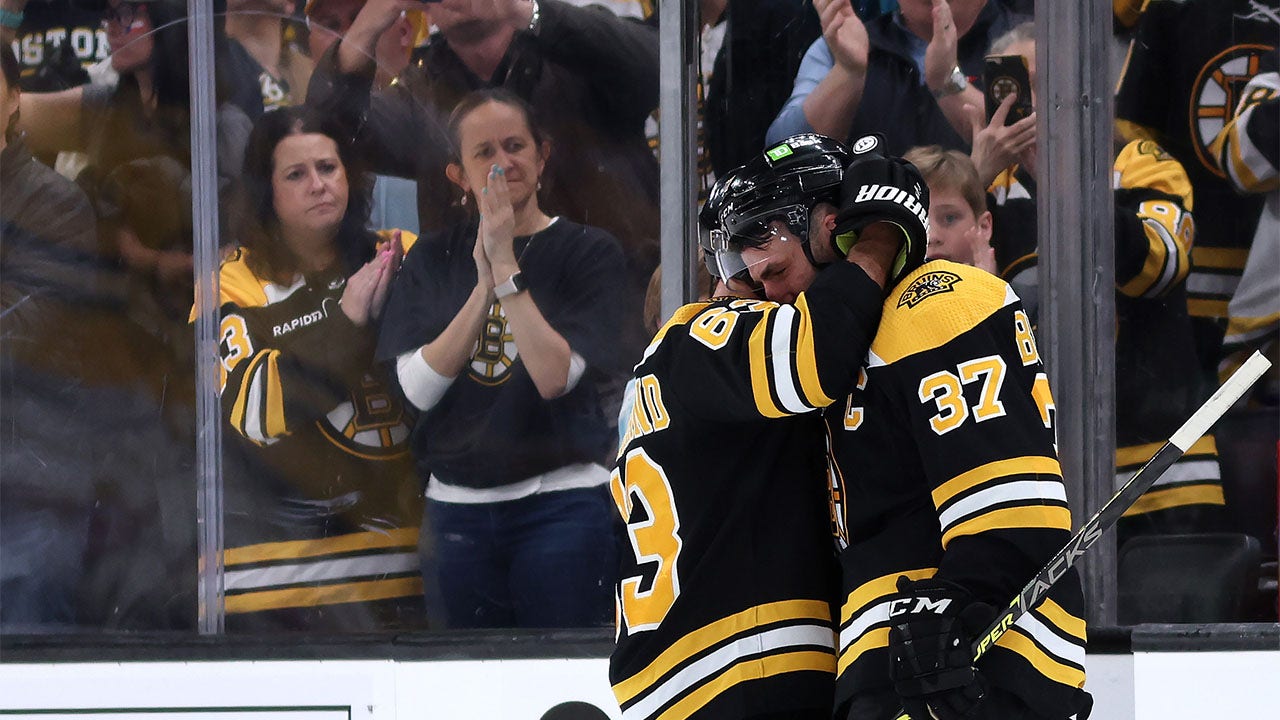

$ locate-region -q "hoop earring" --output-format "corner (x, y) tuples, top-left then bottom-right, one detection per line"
(460, 194), (468, 206)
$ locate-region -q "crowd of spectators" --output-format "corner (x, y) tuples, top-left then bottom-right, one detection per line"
(0, 0), (1275, 636)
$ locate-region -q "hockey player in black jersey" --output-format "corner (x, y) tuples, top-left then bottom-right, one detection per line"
(608, 133), (929, 720)
(703, 136), (1091, 718)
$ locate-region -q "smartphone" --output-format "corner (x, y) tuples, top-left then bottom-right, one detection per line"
(983, 55), (1034, 126)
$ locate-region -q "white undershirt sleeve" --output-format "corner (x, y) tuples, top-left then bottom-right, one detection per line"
(396, 349), (455, 411)
(563, 351), (587, 394)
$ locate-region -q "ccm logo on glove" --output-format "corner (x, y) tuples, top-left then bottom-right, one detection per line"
(889, 595), (955, 617)
(850, 184), (930, 230)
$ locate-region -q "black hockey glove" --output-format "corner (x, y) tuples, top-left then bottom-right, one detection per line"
(832, 134), (930, 287)
(887, 576), (994, 720)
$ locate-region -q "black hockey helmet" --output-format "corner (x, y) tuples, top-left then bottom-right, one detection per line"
(699, 133), (853, 281)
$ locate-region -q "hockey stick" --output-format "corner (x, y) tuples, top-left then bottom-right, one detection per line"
(894, 350), (1272, 720)
(968, 349), (1270, 661)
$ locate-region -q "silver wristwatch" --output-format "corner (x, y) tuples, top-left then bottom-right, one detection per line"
(495, 271), (528, 299)
(931, 65), (968, 99)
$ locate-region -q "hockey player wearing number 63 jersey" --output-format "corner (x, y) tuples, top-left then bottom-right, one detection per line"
(690, 136), (1089, 717)
(608, 134), (930, 720)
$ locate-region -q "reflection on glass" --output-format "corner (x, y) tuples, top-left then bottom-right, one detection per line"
(377, 90), (624, 629)
(0, 0), (234, 634)
(303, 0), (661, 630)
(3, 0), (668, 636)
(215, 105), (425, 633)
(1113, 0), (1279, 624)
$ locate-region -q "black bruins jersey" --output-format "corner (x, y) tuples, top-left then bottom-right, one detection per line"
(609, 262), (884, 720)
(826, 262), (1090, 718)
(989, 141), (1224, 540)
(1116, 0), (1279, 370)
(213, 245), (426, 632)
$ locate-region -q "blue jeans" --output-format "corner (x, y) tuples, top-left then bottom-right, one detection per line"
(423, 485), (618, 629)
(0, 503), (89, 631)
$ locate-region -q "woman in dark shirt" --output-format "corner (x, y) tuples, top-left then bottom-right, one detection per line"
(378, 88), (625, 629)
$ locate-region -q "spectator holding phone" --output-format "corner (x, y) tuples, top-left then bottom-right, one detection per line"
(985, 24), (1226, 547)
(766, 0), (1027, 155)
(966, 27), (1036, 187)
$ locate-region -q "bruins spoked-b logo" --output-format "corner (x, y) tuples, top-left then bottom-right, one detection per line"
(897, 270), (963, 308)
(469, 300), (519, 385)
(1189, 43), (1272, 177)
(320, 373), (412, 459)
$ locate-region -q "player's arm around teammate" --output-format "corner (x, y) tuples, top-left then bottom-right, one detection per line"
(609, 134), (931, 720)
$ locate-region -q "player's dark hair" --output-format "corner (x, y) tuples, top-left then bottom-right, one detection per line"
(238, 105), (376, 284)
(1, 45), (19, 142)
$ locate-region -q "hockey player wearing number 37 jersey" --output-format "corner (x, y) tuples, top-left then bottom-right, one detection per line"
(609, 134), (930, 720)
(828, 260), (1091, 720)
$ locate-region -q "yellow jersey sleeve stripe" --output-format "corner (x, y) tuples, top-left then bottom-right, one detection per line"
(837, 627), (889, 676)
(613, 598), (832, 703)
(1116, 435), (1216, 467)
(793, 293), (834, 408)
(1035, 597), (1088, 643)
(748, 305), (786, 418)
(932, 456), (1063, 508)
(1226, 311), (1280, 339)
(997, 627), (1087, 689)
(1118, 215), (1188, 299)
(224, 576), (423, 614)
(224, 527), (422, 565)
(1187, 297), (1230, 320)
(263, 350), (288, 438)
(1121, 483), (1226, 516)
(1191, 247), (1250, 269)
(652, 650), (835, 720)
(941, 505), (1073, 548)
(841, 568), (936, 625)
(229, 350), (270, 437)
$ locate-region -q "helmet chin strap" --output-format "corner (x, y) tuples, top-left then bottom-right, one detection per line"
(799, 208), (830, 269)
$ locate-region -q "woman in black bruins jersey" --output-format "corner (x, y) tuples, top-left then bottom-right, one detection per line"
(376, 89), (628, 629)
(212, 105), (426, 632)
